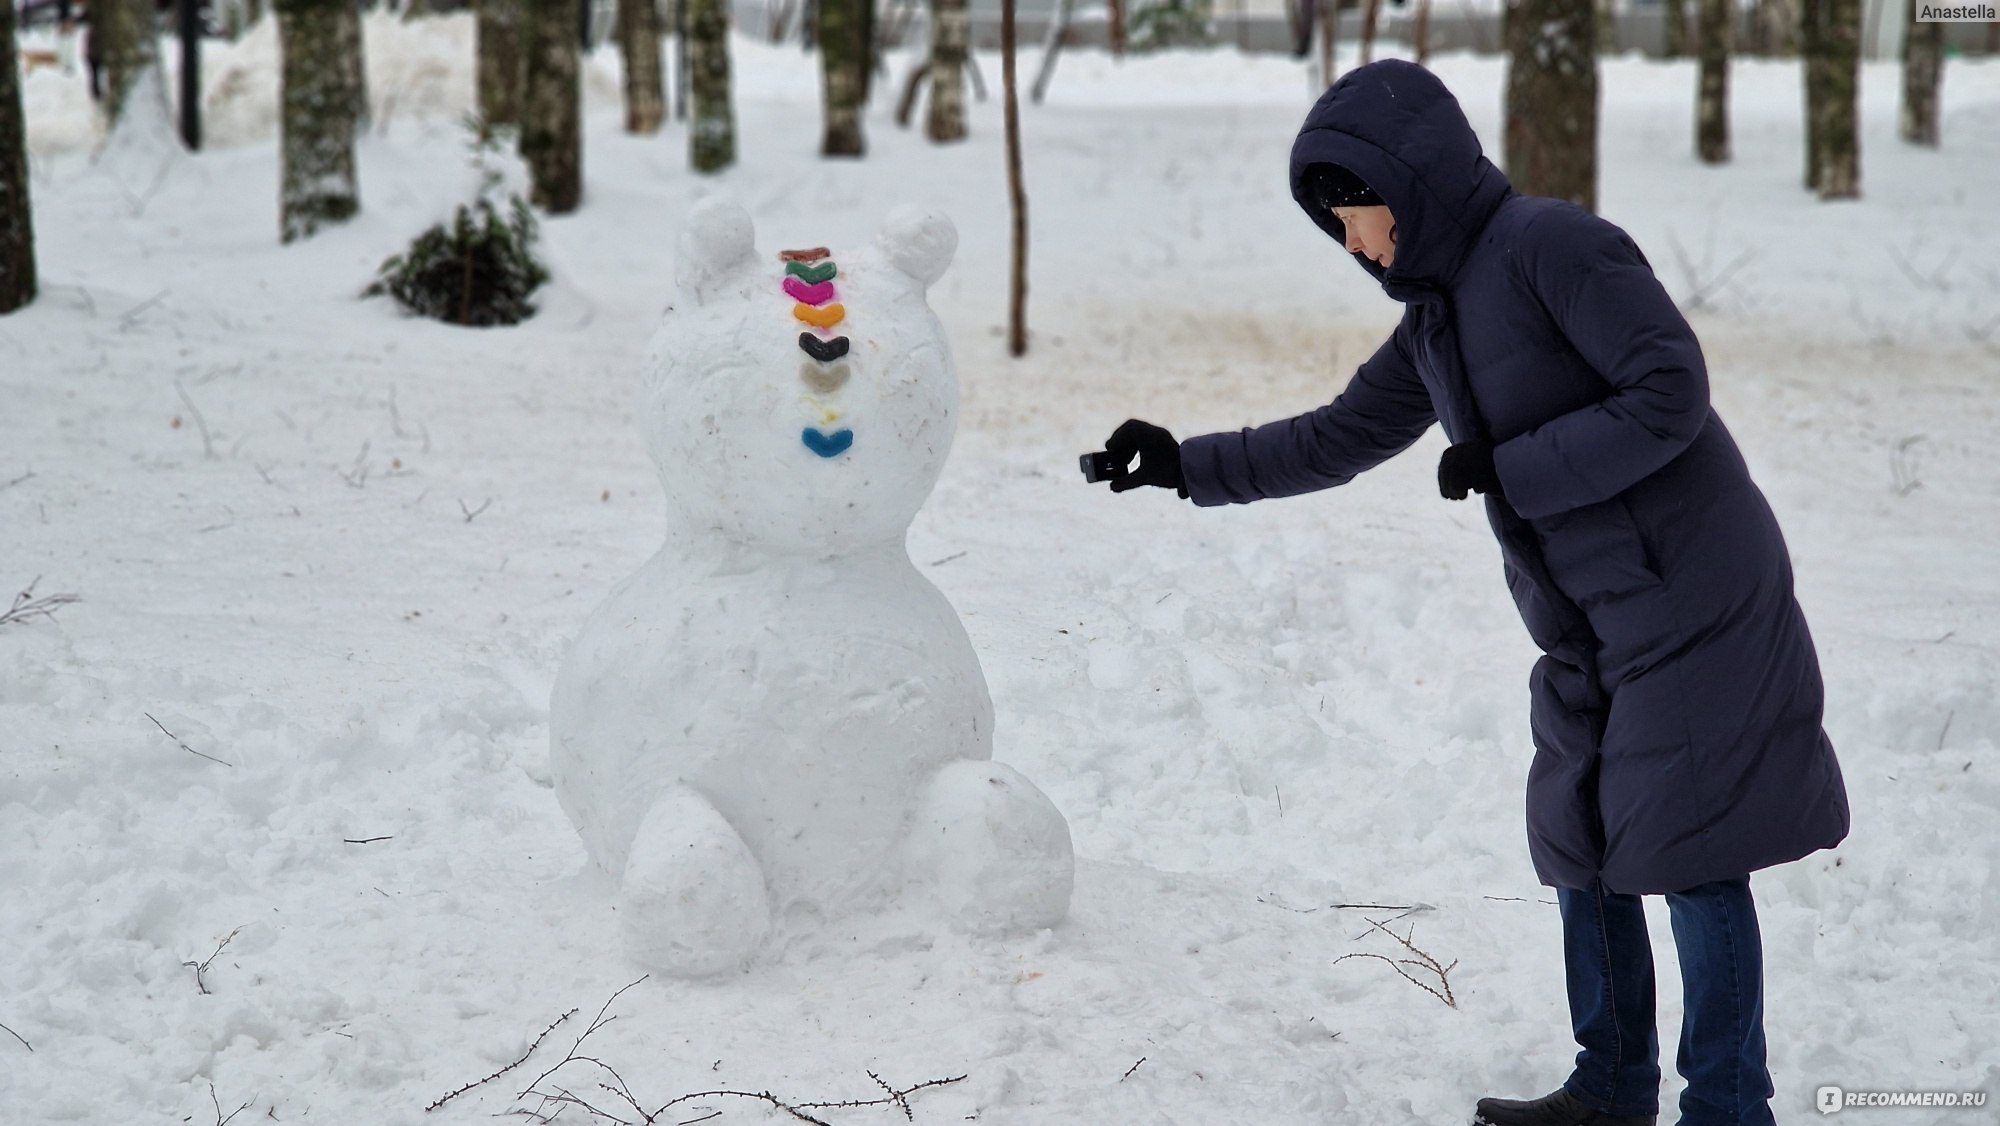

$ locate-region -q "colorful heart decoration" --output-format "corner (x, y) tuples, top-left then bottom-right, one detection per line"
(801, 361), (851, 394)
(794, 303), (846, 330)
(801, 427), (855, 458)
(798, 333), (850, 362)
(783, 277), (838, 306)
(786, 261), (838, 285)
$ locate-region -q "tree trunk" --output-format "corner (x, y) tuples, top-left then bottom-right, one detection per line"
(620, 0), (666, 132)
(277, 0), (361, 242)
(1, 0), (37, 314)
(337, 0), (368, 129)
(1001, 0), (1026, 356)
(925, 0), (967, 141)
(91, 0), (158, 126)
(1754, 0), (1800, 56)
(1030, 0), (1074, 104)
(1664, 0), (1686, 57)
(521, 0), (583, 211)
(1803, 0), (1858, 197)
(1900, 4), (1942, 146)
(819, 0), (866, 155)
(1413, 0), (1432, 63)
(1319, 0), (1340, 87)
(478, 0), (526, 129)
(1359, 0), (1382, 63)
(1108, 0), (1125, 56)
(1504, 0), (1598, 211)
(689, 0), (735, 170)
(1697, 0), (1730, 162)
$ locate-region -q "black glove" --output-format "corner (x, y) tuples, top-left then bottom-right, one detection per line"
(1437, 440), (1502, 501)
(1104, 418), (1188, 499)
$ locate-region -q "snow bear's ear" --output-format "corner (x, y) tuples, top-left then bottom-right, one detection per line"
(876, 206), (957, 289)
(677, 197), (756, 302)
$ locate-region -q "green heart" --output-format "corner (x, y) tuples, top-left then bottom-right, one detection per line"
(786, 260), (838, 285)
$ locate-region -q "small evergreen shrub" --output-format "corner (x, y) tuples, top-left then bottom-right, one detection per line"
(1129, 0), (1216, 51)
(366, 120), (550, 328)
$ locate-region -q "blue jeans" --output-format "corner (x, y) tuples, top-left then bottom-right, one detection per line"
(1556, 876), (1777, 1126)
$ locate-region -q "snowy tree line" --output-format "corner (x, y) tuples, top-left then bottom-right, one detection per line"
(0, 0), (1984, 319)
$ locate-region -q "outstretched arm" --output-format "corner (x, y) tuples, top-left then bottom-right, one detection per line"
(1179, 318), (1438, 507)
(1492, 206), (1710, 520)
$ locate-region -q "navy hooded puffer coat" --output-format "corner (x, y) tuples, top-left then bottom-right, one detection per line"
(1178, 60), (1850, 895)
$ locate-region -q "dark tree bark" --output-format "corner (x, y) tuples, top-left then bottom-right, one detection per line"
(620, 0), (666, 133)
(1504, 0), (1598, 212)
(478, 0), (525, 129)
(819, 0), (866, 155)
(337, 0), (368, 129)
(90, 0), (158, 126)
(2, 0), (37, 313)
(277, 0), (361, 242)
(1001, 0), (1026, 356)
(1697, 0), (1730, 162)
(1328, 0), (1344, 87)
(521, 0), (583, 211)
(1359, 0), (1382, 63)
(1664, 0), (1686, 57)
(925, 0), (967, 141)
(1802, 0), (1858, 197)
(689, 0), (735, 170)
(1900, 4), (1942, 147)
(1108, 0), (1125, 56)
(1753, 0), (1799, 55)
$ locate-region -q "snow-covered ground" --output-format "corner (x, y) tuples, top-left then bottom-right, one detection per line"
(4, 18), (1999, 1125)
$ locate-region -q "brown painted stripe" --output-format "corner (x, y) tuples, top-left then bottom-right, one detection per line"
(779, 247), (832, 263)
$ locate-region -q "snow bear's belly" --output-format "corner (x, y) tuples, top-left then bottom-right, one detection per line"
(550, 546), (994, 913)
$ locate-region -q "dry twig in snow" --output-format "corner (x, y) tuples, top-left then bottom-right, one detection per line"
(0, 576), (80, 627)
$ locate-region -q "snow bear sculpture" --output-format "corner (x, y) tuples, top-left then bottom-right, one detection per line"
(549, 199), (1075, 976)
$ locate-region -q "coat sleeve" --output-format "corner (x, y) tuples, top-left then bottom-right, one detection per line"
(1492, 206), (1711, 520)
(1179, 317), (1437, 507)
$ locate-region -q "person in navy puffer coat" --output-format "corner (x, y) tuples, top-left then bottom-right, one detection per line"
(1096, 60), (1849, 1126)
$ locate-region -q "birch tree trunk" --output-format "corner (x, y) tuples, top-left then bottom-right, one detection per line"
(1504, 0), (1598, 211)
(1030, 0), (1074, 104)
(689, 0), (736, 170)
(1697, 0), (1730, 162)
(1, 0), (37, 313)
(925, 0), (967, 141)
(1001, 0), (1026, 356)
(90, 0), (158, 126)
(478, 0), (526, 129)
(1900, 4), (1942, 146)
(1803, 0), (1858, 197)
(620, 0), (666, 133)
(520, 0), (583, 211)
(819, 0), (866, 155)
(278, 0), (361, 242)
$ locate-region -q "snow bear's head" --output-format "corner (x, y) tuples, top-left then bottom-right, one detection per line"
(641, 199), (960, 553)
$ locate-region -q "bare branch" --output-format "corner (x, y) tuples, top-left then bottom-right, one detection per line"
(145, 713), (232, 767)
(426, 1008), (578, 1113)
(1121, 1057), (1146, 1081)
(1, 1020), (31, 1052)
(460, 498), (494, 523)
(0, 576), (81, 627)
(175, 380), (218, 459)
(184, 926), (249, 995)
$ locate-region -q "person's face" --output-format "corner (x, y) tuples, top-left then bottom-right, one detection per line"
(1333, 205), (1397, 268)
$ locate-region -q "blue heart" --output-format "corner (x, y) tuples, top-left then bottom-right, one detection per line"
(801, 427), (855, 458)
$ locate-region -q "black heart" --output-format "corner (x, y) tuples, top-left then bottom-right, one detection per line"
(798, 333), (851, 363)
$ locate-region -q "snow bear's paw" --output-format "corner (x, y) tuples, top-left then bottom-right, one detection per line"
(619, 787), (772, 976)
(906, 759), (1075, 935)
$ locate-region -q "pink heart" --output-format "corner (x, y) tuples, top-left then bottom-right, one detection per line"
(783, 276), (838, 306)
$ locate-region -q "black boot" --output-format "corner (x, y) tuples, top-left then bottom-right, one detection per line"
(1473, 1087), (1657, 1126)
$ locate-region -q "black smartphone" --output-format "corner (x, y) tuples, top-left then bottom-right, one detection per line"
(1079, 450), (1122, 483)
